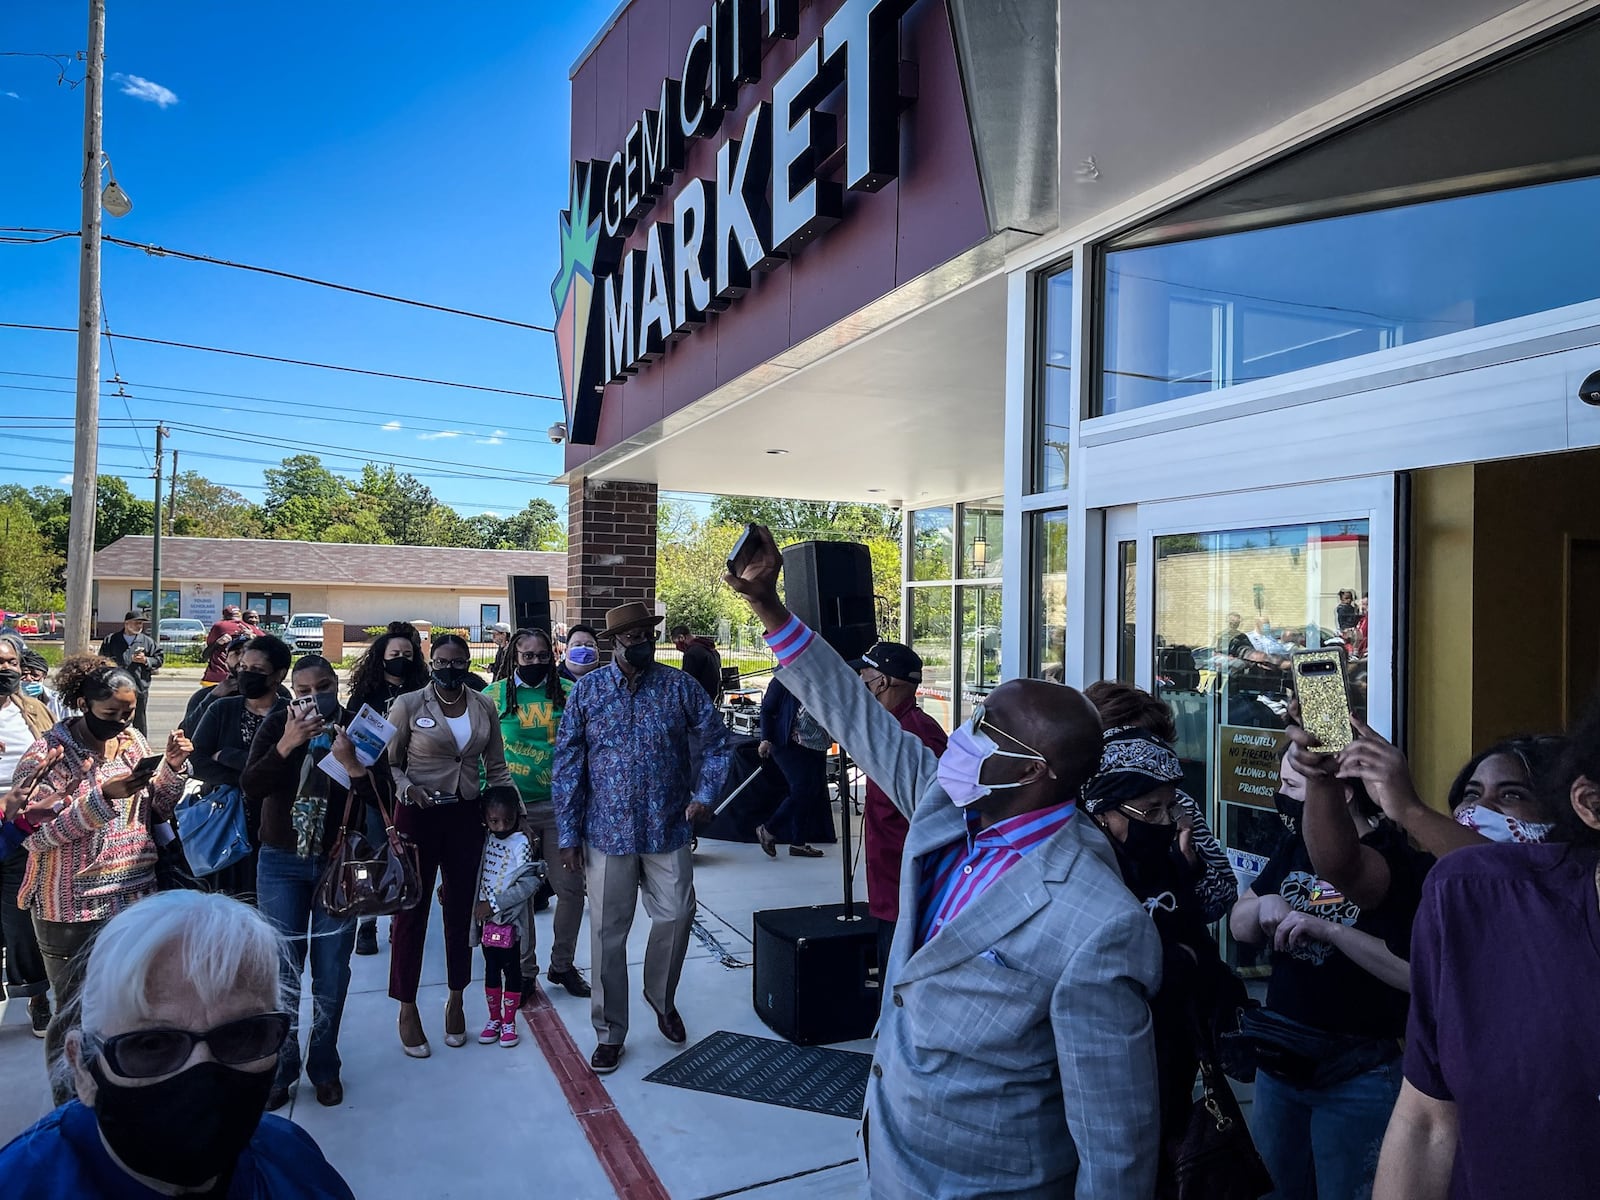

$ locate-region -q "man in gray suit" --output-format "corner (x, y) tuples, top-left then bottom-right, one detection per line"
(727, 527), (1162, 1200)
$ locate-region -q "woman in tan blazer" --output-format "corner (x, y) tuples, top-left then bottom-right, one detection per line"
(387, 634), (513, 1056)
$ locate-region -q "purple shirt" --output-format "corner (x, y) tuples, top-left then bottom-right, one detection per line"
(1405, 843), (1600, 1199)
(915, 802), (1077, 948)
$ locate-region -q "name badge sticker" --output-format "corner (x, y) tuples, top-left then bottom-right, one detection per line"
(415, 717), (436, 729)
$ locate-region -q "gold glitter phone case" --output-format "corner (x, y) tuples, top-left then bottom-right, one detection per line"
(1291, 648), (1353, 752)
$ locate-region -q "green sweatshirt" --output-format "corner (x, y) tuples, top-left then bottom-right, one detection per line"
(483, 675), (572, 805)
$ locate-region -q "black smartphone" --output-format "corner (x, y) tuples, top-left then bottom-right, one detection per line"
(727, 523), (759, 576)
(133, 754), (164, 775)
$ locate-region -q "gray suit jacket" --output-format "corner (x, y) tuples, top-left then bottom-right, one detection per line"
(777, 633), (1162, 1200)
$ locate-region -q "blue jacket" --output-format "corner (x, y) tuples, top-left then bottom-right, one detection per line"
(0, 1100), (355, 1199)
(759, 675), (800, 746)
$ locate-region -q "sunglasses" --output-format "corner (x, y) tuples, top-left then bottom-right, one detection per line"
(90, 1011), (291, 1079)
(1118, 802), (1174, 826)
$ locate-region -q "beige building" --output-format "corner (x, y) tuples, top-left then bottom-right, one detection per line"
(91, 537), (566, 639)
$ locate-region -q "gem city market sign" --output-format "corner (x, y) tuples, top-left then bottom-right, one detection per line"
(552, 0), (917, 444)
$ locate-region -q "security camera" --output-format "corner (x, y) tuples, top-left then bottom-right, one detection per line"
(1580, 370), (1600, 407)
(547, 422), (568, 443)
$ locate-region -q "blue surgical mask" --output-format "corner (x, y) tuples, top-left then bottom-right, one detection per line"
(567, 645), (598, 666)
(937, 725), (1048, 809)
(22, 681), (44, 698)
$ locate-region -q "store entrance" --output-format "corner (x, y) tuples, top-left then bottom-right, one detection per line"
(1107, 479), (1397, 968)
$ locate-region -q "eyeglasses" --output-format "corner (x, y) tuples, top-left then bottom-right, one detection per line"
(1118, 803), (1175, 826)
(516, 650), (554, 664)
(89, 1011), (291, 1079)
(967, 703), (1048, 762)
(431, 658), (470, 670)
(612, 629), (653, 646)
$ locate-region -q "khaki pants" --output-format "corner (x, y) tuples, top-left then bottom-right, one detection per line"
(585, 844), (694, 1045)
(522, 801), (584, 976)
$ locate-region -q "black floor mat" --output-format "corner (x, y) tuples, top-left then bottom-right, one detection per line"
(643, 1030), (872, 1119)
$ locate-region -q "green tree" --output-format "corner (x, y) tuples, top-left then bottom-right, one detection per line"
(0, 501), (65, 610)
(262, 454), (347, 540)
(500, 497), (564, 551)
(708, 495), (901, 540)
(171, 471), (263, 538)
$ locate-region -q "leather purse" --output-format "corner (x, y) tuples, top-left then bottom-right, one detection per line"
(315, 776), (421, 919)
(173, 783), (252, 877)
(1165, 1013), (1275, 1200)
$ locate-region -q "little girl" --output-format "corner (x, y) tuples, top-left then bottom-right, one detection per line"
(472, 787), (543, 1048)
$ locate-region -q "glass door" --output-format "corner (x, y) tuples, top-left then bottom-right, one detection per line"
(1129, 479), (1395, 967)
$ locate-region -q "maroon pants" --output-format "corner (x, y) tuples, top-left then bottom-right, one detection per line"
(388, 798), (484, 1003)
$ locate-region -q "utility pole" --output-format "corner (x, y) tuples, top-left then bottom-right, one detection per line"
(151, 424), (168, 622)
(63, 0), (106, 654)
(168, 448), (179, 534)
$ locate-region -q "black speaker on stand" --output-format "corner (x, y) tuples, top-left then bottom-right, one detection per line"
(508, 574), (551, 632)
(753, 540), (881, 1045)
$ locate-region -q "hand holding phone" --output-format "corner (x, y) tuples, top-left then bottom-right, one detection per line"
(1291, 648), (1354, 753)
(726, 523), (760, 577)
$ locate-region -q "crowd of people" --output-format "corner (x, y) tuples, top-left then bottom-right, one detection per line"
(1, 531), (1596, 1197)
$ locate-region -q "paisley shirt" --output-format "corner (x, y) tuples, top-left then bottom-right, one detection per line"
(553, 662), (731, 856)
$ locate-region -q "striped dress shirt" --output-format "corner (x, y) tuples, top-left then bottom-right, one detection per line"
(915, 802), (1077, 948)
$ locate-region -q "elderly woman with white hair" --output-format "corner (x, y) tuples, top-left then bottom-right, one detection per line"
(0, 890), (355, 1197)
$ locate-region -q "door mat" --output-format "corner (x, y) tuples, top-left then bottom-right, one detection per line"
(643, 1030), (872, 1119)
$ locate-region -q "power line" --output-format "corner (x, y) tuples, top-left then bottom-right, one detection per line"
(0, 52), (83, 88)
(0, 322), (564, 401)
(98, 289), (150, 468)
(0, 227), (555, 333)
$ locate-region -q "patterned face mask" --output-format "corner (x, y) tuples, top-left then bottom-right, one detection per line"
(1453, 802), (1553, 845)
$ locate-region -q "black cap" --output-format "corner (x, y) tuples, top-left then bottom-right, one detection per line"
(123, 611), (146, 622)
(850, 641), (922, 684)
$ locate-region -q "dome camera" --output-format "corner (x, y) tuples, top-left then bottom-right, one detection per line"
(1580, 370), (1600, 407)
(548, 422), (568, 444)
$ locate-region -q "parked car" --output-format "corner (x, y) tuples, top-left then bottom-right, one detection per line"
(157, 618), (208, 646)
(282, 613), (333, 653)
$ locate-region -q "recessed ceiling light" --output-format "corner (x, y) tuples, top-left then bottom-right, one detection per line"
(866, 488), (883, 493)
(765, 448), (788, 455)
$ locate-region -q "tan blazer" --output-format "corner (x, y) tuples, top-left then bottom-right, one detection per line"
(387, 686), (512, 804)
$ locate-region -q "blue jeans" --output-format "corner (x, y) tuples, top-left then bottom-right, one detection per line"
(1252, 1058), (1403, 1200)
(256, 846), (357, 1089)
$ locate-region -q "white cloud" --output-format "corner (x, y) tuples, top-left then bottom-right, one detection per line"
(112, 73), (178, 108)
(380, 420), (402, 431)
(3, 92), (18, 101)
(57, 474), (74, 485)
(475, 429), (506, 446)
(480, 510), (502, 518)
(417, 429), (461, 441)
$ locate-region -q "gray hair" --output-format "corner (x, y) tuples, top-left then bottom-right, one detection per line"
(0, 631), (25, 662)
(79, 892), (283, 1044)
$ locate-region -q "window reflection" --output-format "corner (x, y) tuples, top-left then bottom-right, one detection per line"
(1035, 267), (1073, 490)
(1031, 511), (1069, 681)
(911, 586), (954, 729)
(912, 508), (954, 581)
(961, 502), (1004, 580)
(1100, 173), (1600, 414)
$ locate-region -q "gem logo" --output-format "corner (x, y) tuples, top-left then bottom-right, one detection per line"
(551, 163), (607, 446)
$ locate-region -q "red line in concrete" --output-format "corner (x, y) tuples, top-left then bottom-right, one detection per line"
(520, 984), (671, 1200)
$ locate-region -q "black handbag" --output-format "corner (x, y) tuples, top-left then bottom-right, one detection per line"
(1167, 1013), (1275, 1200)
(315, 776), (421, 919)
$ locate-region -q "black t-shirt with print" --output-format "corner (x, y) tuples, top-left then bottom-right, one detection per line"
(1251, 822), (1432, 1040)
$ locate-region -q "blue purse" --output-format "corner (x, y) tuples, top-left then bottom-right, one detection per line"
(173, 784), (252, 877)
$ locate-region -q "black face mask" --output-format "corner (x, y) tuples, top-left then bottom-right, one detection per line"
(492, 827), (515, 840)
(517, 664), (549, 688)
(1274, 791), (1304, 834)
(312, 691), (341, 722)
(622, 642), (655, 672)
(1122, 818), (1179, 860)
(431, 665), (469, 690)
(237, 670), (273, 700)
(89, 1058), (273, 1189)
(0, 669), (20, 697)
(383, 657), (412, 681)
(83, 711), (132, 742)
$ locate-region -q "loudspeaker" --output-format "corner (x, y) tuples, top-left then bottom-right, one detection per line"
(508, 575), (551, 632)
(753, 903), (881, 1045)
(780, 541), (877, 661)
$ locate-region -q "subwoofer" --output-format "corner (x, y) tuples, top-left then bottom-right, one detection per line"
(780, 541), (877, 661)
(753, 904), (881, 1045)
(508, 574), (551, 633)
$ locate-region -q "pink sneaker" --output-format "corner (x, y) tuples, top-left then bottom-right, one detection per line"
(479, 987), (503, 1045)
(499, 991), (521, 1048)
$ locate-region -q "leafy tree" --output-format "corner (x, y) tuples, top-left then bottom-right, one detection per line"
(0, 500), (65, 610)
(171, 471), (263, 539)
(708, 495), (901, 541)
(262, 454), (347, 539)
(500, 497), (564, 551)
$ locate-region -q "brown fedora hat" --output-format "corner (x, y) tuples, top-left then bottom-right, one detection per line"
(603, 602), (663, 638)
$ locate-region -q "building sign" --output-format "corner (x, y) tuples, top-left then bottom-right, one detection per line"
(185, 583), (221, 628)
(1218, 725), (1288, 808)
(552, 0), (917, 444)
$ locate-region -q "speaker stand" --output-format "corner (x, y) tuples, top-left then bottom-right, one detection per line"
(835, 747), (862, 923)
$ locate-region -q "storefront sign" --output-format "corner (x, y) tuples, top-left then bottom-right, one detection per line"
(553, 0), (916, 444)
(1218, 725), (1288, 807)
(185, 583), (220, 627)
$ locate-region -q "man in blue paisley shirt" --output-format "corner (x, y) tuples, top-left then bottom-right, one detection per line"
(553, 602), (731, 1074)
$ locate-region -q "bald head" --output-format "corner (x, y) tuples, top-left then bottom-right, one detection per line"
(981, 678), (1104, 803)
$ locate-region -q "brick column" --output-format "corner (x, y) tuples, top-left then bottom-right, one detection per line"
(567, 478), (657, 662)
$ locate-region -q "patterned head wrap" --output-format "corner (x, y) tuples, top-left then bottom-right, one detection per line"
(1081, 725), (1183, 814)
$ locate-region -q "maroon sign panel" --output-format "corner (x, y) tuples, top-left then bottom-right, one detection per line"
(558, 0), (988, 468)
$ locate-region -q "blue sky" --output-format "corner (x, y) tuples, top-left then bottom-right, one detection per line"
(1, 1), (621, 522)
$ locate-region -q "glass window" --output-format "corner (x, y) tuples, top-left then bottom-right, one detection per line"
(960, 585), (1002, 710)
(247, 593), (291, 626)
(1034, 266), (1073, 491)
(1030, 510), (1069, 680)
(222, 591), (242, 612)
(912, 508), (954, 581)
(910, 586), (954, 729)
(1152, 519), (1370, 967)
(480, 604), (501, 630)
(1115, 539), (1137, 683)
(1100, 173), (1600, 414)
(130, 589), (181, 620)
(961, 501), (1003, 580)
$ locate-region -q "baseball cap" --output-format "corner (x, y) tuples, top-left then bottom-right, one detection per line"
(488, 622), (512, 635)
(849, 641), (922, 684)
(122, 610), (146, 622)
(222, 605), (242, 618)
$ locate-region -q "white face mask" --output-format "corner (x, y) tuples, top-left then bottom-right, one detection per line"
(937, 724), (1049, 809)
(1453, 802), (1554, 845)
